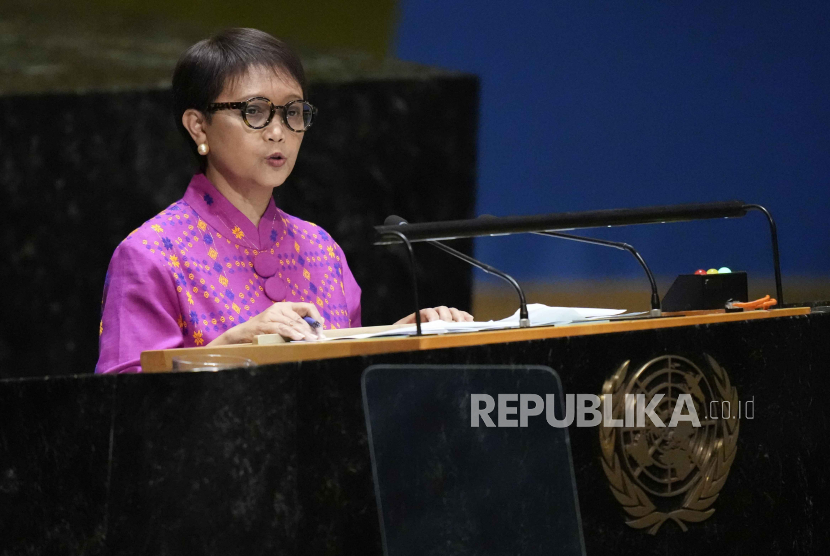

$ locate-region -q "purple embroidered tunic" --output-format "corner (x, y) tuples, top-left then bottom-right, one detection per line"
(96, 174), (362, 374)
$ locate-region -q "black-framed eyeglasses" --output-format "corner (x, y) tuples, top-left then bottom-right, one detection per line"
(207, 97), (317, 132)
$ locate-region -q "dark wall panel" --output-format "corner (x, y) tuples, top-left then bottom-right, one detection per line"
(0, 76), (478, 378)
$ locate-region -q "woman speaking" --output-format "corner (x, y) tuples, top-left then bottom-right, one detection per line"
(96, 28), (472, 374)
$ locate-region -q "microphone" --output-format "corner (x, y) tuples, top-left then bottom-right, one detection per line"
(385, 215), (530, 327)
(476, 214), (661, 316)
(535, 231), (661, 316)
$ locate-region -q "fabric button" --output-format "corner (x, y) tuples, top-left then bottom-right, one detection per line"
(254, 253), (279, 278)
(264, 277), (287, 302)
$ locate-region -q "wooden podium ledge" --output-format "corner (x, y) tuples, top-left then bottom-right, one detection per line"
(140, 307), (810, 372)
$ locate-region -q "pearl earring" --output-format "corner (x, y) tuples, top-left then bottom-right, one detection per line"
(198, 143), (209, 155)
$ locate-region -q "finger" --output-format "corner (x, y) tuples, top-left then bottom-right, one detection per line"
(448, 307), (465, 322)
(436, 306), (453, 322)
(461, 311), (475, 322)
(395, 313), (416, 324)
(265, 322), (305, 342)
(274, 311), (316, 339)
(421, 308), (440, 322)
(289, 302), (325, 326)
(285, 319), (319, 342)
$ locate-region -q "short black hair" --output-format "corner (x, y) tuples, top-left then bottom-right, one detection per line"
(172, 28), (307, 170)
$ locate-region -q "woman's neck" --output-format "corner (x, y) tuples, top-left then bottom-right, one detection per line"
(205, 167), (272, 227)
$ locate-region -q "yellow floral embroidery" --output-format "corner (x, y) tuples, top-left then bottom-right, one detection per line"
(186, 291), (194, 305)
(208, 247), (218, 260)
(170, 255), (180, 268)
(151, 224), (163, 233)
(303, 268), (311, 281)
(177, 315), (185, 329)
(197, 220), (207, 231)
(219, 275), (228, 287)
(232, 303), (241, 314)
(232, 226), (244, 239)
(294, 241), (300, 253)
(193, 330), (204, 346)
(316, 297), (324, 307)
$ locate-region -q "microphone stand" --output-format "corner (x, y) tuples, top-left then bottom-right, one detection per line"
(428, 241), (530, 327)
(378, 230), (422, 335)
(385, 216), (530, 327)
(743, 204), (784, 305)
(533, 231), (662, 316)
(377, 201), (784, 309)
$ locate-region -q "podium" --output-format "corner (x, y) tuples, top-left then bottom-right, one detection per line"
(2, 307), (829, 555)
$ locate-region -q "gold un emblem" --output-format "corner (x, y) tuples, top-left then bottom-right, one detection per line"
(599, 354), (739, 534)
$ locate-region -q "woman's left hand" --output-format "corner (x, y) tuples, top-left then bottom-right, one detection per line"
(394, 306), (474, 324)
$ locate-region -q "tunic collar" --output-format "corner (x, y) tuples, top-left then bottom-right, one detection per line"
(183, 174), (284, 251)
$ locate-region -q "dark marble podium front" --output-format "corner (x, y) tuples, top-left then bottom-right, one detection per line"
(1, 310), (828, 555)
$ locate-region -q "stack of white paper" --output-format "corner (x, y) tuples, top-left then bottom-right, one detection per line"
(321, 304), (625, 341)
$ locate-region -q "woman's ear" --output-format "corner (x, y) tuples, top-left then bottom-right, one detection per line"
(182, 109), (208, 145)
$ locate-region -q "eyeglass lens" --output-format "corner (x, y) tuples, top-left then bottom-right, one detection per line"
(243, 99), (313, 131)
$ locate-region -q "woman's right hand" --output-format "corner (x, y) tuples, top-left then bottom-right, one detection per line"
(208, 302), (325, 345)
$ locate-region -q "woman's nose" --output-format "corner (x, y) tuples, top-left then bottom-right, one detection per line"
(264, 115), (286, 142)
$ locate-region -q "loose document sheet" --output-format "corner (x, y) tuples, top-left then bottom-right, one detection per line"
(323, 304), (626, 341)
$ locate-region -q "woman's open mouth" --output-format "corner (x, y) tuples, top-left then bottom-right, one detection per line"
(266, 153), (286, 167)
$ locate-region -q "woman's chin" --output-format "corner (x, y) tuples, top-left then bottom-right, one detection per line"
(256, 168), (290, 189)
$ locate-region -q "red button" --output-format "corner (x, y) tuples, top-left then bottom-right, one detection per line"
(694, 269), (707, 275)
